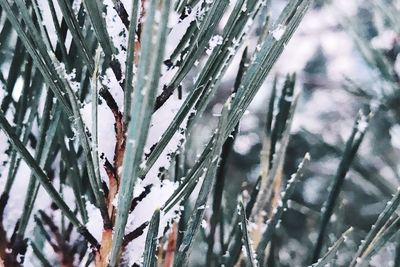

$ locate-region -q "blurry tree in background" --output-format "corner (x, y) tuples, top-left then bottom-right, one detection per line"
(0, 0), (399, 266)
(217, 0), (400, 266)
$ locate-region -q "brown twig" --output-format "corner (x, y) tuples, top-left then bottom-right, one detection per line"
(103, 158), (119, 221)
(122, 221), (149, 247)
(95, 229), (113, 267)
(162, 223), (177, 267)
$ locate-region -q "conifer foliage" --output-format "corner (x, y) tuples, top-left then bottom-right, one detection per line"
(0, 0), (398, 266)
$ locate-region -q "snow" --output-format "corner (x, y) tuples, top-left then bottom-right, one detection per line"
(207, 35), (224, 55)
(164, 2), (202, 58)
(85, 200), (103, 242)
(209, 35), (223, 48)
(390, 125), (400, 149)
(0, 160), (32, 235)
(201, 219), (207, 229)
(1, 0), (394, 265)
(0, 131), (8, 167)
(357, 114), (368, 134)
(271, 24), (287, 41)
(104, 0), (128, 81)
(53, 61), (80, 93)
(0, 151), (78, 243)
(12, 77), (24, 102)
(0, 81), (8, 167)
(36, 1), (62, 48)
(124, 179), (179, 265)
(142, 37), (190, 182)
(354, 112), (369, 140)
(72, 0), (81, 15)
(80, 97), (117, 182)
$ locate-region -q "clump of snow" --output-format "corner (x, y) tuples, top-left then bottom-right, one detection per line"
(79, 98), (116, 178)
(206, 35), (224, 55)
(85, 201), (103, 241)
(123, 179), (179, 265)
(271, 24), (287, 41)
(354, 112), (369, 141)
(209, 35), (224, 49)
(53, 61), (80, 93)
(201, 219), (208, 229)
(356, 114), (368, 134)
(241, 2), (247, 12)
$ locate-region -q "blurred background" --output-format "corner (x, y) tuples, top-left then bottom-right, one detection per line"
(0, 0), (399, 266)
(185, 0), (400, 265)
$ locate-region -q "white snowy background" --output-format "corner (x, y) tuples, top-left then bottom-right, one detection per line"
(0, 0), (399, 266)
